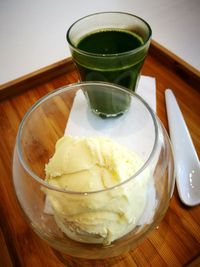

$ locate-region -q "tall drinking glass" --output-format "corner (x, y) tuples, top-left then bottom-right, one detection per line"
(67, 12), (152, 117)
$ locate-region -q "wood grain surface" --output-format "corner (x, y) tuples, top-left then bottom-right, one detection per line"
(0, 47), (199, 266)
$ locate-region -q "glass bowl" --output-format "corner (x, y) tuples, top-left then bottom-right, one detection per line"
(12, 82), (174, 260)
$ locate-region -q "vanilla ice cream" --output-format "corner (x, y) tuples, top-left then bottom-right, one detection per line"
(44, 135), (151, 245)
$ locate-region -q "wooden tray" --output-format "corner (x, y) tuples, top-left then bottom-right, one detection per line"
(0, 40), (200, 267)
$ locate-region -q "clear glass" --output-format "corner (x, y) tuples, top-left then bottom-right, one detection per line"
(66, 12), (152, 117)
(12, 82), (174, 260)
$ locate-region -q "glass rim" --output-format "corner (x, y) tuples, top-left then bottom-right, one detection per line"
(16, 81), (158, 195)
(66, 11), (152, 58)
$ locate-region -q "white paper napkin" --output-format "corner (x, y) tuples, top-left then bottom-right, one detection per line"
(63, 76), (157, 224)
(136, 76), (156, 112)
(44, 76), (157, 224)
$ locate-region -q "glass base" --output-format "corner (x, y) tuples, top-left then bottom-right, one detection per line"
(53, 248), (128, 266)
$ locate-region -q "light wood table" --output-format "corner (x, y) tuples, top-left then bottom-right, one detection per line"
(0, 42), (199, 266)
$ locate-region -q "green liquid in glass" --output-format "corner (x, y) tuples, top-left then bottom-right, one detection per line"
(73, 29), (147, 117)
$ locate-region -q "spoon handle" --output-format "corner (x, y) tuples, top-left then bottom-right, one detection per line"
(165, 89), (200, 206)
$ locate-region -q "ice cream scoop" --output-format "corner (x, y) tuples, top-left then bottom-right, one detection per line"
(44, 135), (151, 245)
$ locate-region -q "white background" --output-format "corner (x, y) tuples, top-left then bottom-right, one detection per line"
(0, 0), (200, 84)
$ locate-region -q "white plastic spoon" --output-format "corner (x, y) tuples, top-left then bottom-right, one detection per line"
(165, 89), (200, 206)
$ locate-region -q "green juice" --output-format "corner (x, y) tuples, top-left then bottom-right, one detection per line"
(73, 29), (147, 117)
